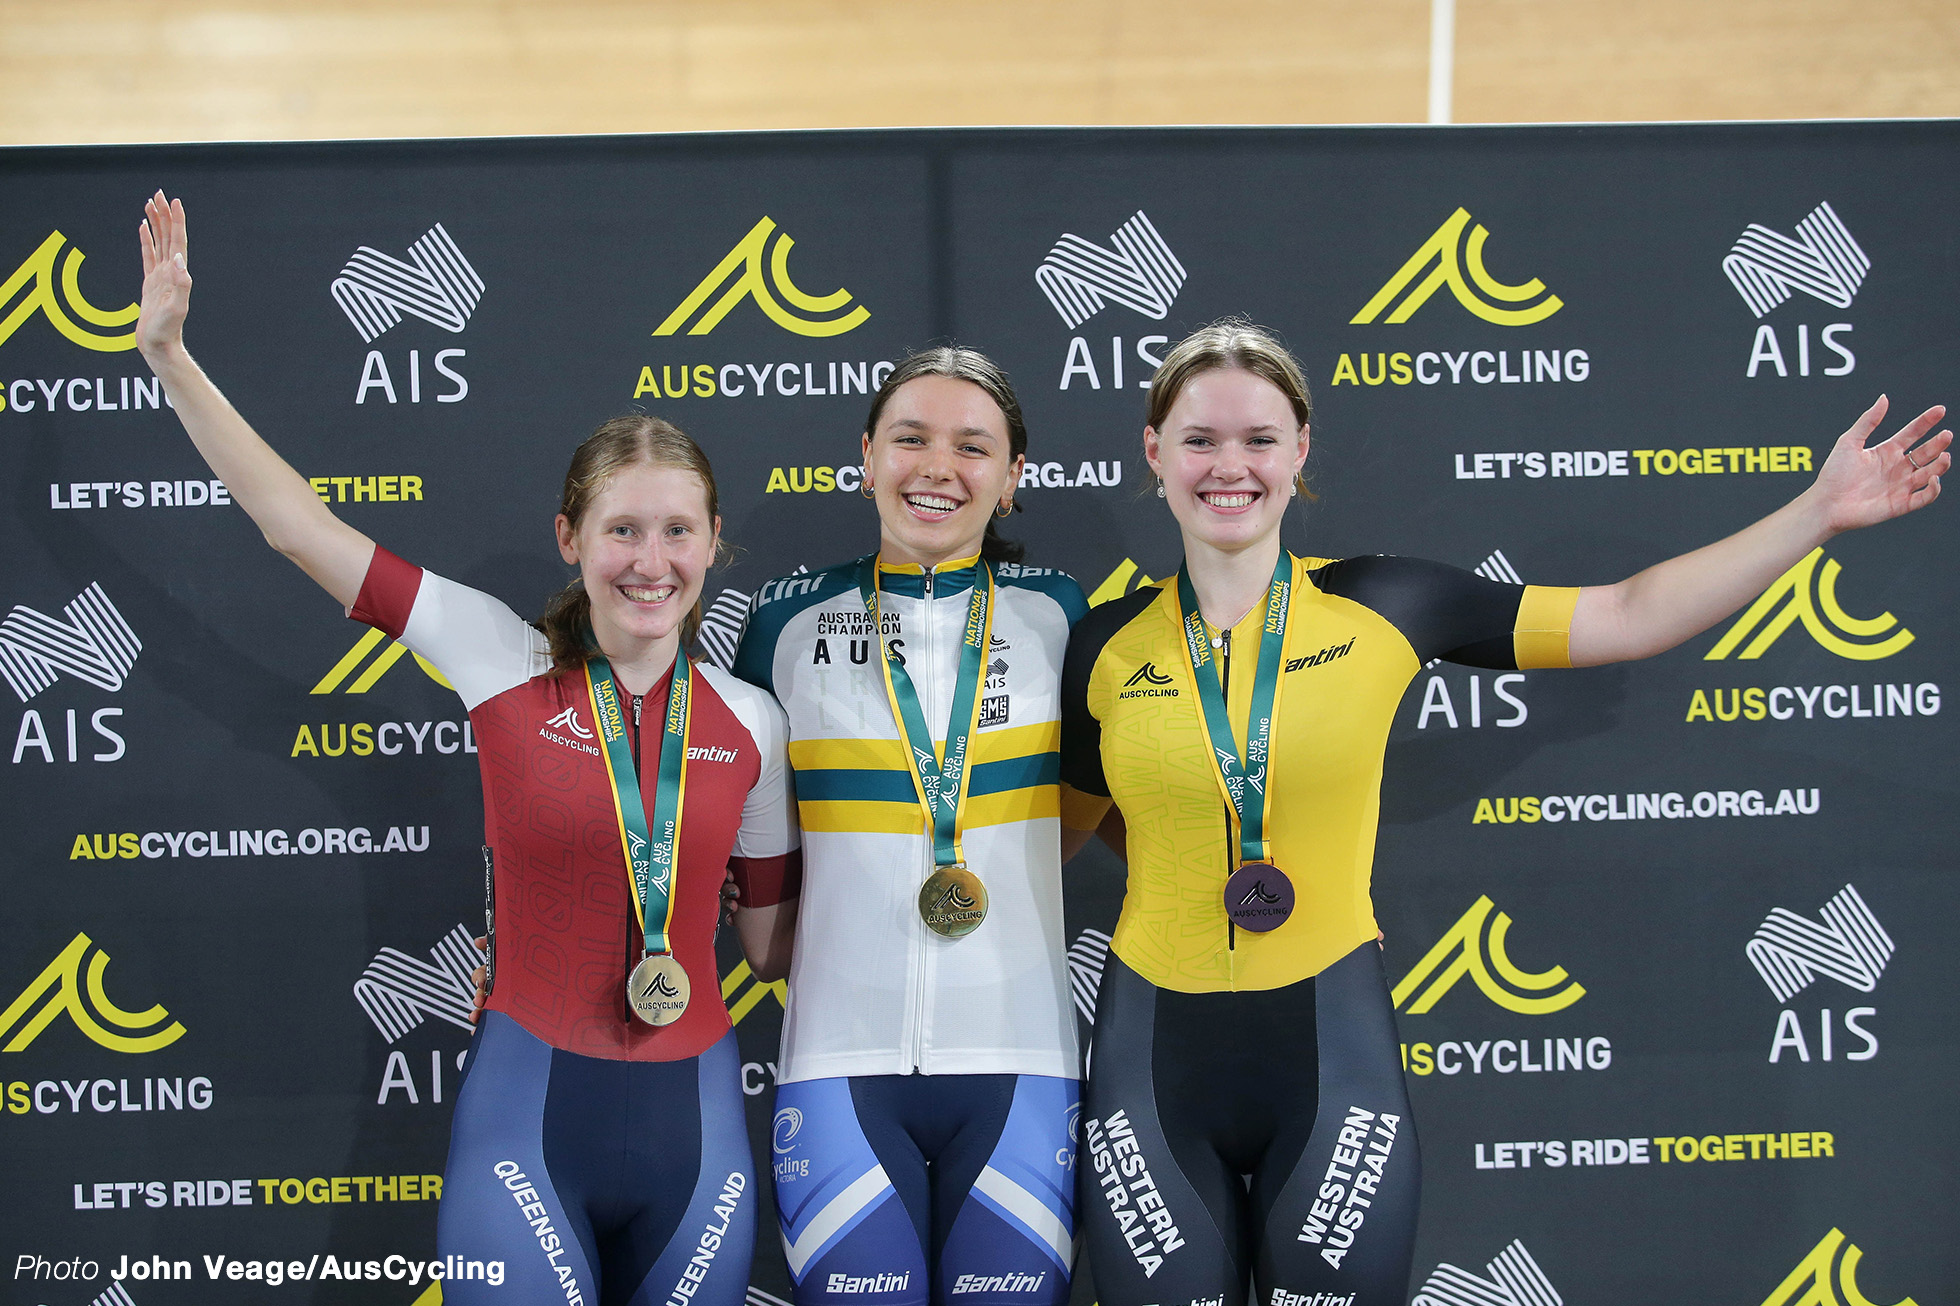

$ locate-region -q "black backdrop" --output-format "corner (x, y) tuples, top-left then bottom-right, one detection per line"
(2, 121), (1954, 1306)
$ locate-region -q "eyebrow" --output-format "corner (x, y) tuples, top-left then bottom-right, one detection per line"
(1177, 423), (1284, 434)
(887, 419), (999, 441)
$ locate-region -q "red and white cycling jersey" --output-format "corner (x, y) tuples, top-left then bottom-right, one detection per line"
(352, 546), (799, 1062)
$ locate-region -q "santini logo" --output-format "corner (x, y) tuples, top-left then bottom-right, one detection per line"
(1411, 1239), (1561, 1306)
(1391, 896), (1584, 1015)
(1352, 208), (1561, 327)
(1747, 884), (1893, 1004)
(0, 583), (141, 703)
(0, 932), (184, 1053)
(331, 224), (485, 344)
(1125, 663), (1174, 687)
(656, 217), (868, 338)
(311, 628), (455, 694)
(0, 233), (139, 352)
(1705, 548), (1911, 661)
(1035, 211), (1187, 330)
(1723, 202), (1869, 320)
(352, 923), (478, 1042)
(1762, 1229), (1918, 1306)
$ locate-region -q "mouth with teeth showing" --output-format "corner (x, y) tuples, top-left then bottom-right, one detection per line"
(902, 492), (966, 521)
(619, 582), (678, 607)
(1198, 489), (1260, 512)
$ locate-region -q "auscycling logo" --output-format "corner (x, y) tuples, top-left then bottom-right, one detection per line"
(0, 933), (184, 1053)
(0, 232), (138, 351)
(1705, 548), (1911, 661)
(656, 217), (867, 338)
(1391, 896), (1584, 1015)
(1352, 208), (1561, 327)
(1761, 1228), (1918, 1306)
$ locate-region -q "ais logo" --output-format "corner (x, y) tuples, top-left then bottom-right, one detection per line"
(1753, 884), (1888, 1065)
(1727, 202), (1864, 381)
(1044, 211), (1184, 394)
(1352, 208), (1561, 327)
(1706, 548), (1911, 661)
(1411, 1239), (1560, 1306)
(0, 932), (183, 1053)
(656, 216), (868, 338)
(312, 628), (454, 694)
(1392, 896), (1583, 1015)
(0, 232), (139, 352)
(334, 224), (479, 406)
(1762, 1229), (1917, 1306)
(1, 582), (141, 704)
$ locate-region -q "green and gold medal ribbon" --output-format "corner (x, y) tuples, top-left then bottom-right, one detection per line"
(1174, 550), (1292, 866)
(856, 555), (994, 870)
(585, 650), (692, 956)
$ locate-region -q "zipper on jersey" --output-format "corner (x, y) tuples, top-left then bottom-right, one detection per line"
(910, 560), (941, 1072)
(629, 692), (642, 759)
(1220, 626), (1237, 957)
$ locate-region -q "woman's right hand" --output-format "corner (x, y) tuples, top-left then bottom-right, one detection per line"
(136, 191), (192, 362)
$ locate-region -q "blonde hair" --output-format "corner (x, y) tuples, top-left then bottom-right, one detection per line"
(1145, 319), (1315, 500)
(538, 414), (722, 672)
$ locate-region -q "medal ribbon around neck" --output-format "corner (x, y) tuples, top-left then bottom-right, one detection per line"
(584, 649), (692, 957)
(856, 556), (994, 872)
(1174, 550), (1292, 867)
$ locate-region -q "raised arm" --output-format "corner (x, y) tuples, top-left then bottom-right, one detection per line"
(1568, 396), (1949, 667)
(136, 192), (374, 606)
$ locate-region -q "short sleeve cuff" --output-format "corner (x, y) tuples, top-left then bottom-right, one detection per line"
(1060, 783), (1113, 833)
(1514, 585), (1581, 669)
(349, 545), (423, 639)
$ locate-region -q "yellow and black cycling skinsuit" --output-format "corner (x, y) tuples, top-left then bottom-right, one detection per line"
(1060, 553), (1577, 1306)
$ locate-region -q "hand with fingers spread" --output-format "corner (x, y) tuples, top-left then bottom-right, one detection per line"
(136, 191), (193, 362)
(1806, 395), (1952, 534)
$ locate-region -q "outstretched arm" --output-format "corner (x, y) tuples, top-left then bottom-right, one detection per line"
(136, 191), (374, 607)
(1568, 396), (1949, 667)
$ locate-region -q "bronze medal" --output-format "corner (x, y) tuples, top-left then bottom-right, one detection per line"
(919, 865), (988, 939)
(1223, 862), (1295, 932)
(626, 953), (690, 1026)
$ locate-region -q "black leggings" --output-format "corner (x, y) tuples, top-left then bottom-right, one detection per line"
(1081, 942), (1419, 1306)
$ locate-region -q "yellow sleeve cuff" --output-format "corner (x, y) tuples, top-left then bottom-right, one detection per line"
(1514, 585), (1581, 669)
(1060, 783), (1113, 832)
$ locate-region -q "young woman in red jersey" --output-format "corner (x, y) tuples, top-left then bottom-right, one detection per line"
(134, 192), (799, 1306)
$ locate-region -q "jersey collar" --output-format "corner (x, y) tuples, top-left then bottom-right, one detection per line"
(870, 551), (983, 599)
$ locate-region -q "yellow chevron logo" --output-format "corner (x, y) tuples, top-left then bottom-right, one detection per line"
(0, 933), (184, 1053)
(1352, 208), (1561, 327)
(720, 961), (786, 1024)
(1761, 1229), (1917, 1306)
(1391, 895), (1584, 1015)
(655, 217), (868, 338)
(311, 628), (456, 694)
(1707, 548), (1912, 662)
(0, 232), (141, 352)
(1089, 558), (1157, 607)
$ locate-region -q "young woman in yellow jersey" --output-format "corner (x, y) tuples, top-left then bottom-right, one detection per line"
(1057, 320), (1948, 1306)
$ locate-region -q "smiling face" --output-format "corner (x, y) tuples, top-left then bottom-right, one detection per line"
(555, 462), (720, 656)
(1144, 366), (1310, 555)
(861, 374), (1025, 568)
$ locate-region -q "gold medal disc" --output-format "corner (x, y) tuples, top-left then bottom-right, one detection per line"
(626, 953), (690, 1026)
(919, 865), (988, 938)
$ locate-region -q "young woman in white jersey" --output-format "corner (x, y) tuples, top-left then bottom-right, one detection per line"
(133, 193), (801, 1306)
(1058, 320), (1949, 1306)
(732, 349), (1087, 1306)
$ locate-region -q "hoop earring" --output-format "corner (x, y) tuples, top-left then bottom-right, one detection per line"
(995, 500), (1013, 519)
(859, 479), (875, 500)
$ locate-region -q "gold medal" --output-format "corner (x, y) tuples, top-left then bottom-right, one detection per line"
(626, 953), (690, 1026)
(919, 865), (988, 938)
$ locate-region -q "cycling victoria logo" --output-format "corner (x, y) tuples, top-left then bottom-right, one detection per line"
(1335, 207), (1588, 394)
(1686, 548), (1937, 728)
(5, 582), (136, 766)
(1041, 210), (1185, 397)
(636, 214), (892, 415)
(1749, 884), (1889, 1065)
(1390, 896), (1613, 1081)
(0, 229), (161, 422)
(335, 222), (481, 406)
(1724, 201), (1865, 380)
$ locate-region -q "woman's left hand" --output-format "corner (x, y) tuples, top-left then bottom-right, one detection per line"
(1808, 396), (1951, 534)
